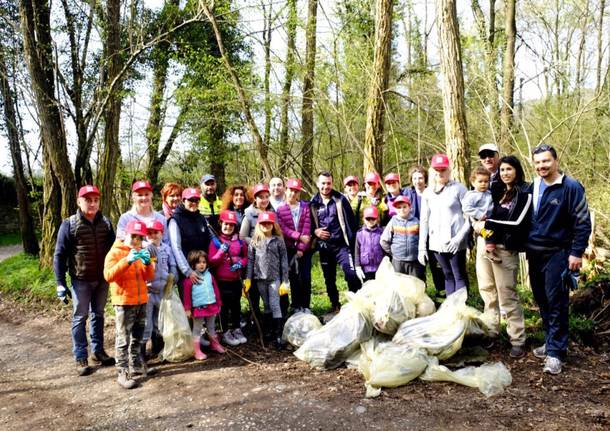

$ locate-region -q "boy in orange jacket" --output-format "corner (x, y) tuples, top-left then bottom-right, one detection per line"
(104, 220), (155, 389)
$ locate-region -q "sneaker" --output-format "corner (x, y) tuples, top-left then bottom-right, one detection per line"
(75, 358), (92, 376)
(92, 350), (116, 366)
(233, 328), (247, 344)
(222, 330), (240, 347)
(543, 356), (563, 375)
(117, 370), (138, 389)
(532, 344), (546, 359)
(510, 345), (526, 359)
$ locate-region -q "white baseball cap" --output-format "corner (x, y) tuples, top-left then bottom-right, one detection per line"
(478, 143), (499, 154)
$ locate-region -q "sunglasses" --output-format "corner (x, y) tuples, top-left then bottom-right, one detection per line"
(186, 198), (200, 203)
(479, 150), (496, 159)
(365, 217), (377, 221)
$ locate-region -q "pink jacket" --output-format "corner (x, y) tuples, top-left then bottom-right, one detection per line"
(208, 233), (248, 281)
(183, 274), (221, 318)
(276, 201), (312, 252)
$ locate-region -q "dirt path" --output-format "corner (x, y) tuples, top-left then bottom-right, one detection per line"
(0, 245), (22, 262)
(1, 300), (609, 431)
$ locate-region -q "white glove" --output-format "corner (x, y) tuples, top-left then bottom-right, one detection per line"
(355, 267), (365, 282)
(445, 238), (460, 254)
(417, 250), (428, 266)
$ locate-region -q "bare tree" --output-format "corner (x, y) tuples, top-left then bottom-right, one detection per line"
(363, 0), (393, 174)
(436, 0), (470, 184)
(279, 0), (297, 173)
(301, 0), (318, 188)
(500, 0), (516, 150)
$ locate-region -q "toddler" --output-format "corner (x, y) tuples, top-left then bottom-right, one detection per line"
(354, 206), (384, 281)
(183, 250), (224, 360)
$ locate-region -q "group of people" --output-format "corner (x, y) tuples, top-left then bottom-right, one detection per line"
(53, 143), (591, 390)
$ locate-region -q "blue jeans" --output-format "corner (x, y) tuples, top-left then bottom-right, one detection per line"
(434, 250), (468, 296)
(71, 279), (109, 360)
(527, 249), (569, 360)
(143, 292), (162, 342)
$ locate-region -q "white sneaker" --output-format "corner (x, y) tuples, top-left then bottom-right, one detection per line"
(233, 328), (247, 344)
(222, 330), (240, 347)
(543, 356), (563, 375)
(532, 344), (546, 359)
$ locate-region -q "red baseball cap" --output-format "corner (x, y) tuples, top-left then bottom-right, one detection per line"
(182, 188), (201, 200)
(393, 195), (411, 207)
(384, 173), (400, 184)
(430, 154), (450, 170)
(363, 206), (379, 220)
(125, 220), (148, 237)
(132, 180), (153, 193)
(78, 185), (100, 198)
(286, 178), (302, 191)
(146, 220), (164, 233)
(364, 172), (381, 185)
(257, 211), (276, 224)
(343, 176), (359, 186)
(220, 210), (238, 225)
(252, 184), (270, 197)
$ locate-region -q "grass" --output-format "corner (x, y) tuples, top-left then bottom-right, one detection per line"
(0, 232), (22, 247)
(0, 253), (56, 301)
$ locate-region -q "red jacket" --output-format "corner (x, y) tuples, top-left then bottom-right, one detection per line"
(104, 241), (154, 306)
(208, 233), (248, 281)
(276, 201), (312, 252)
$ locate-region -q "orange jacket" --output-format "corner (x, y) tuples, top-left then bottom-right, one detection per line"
(104, 241), (155, 306)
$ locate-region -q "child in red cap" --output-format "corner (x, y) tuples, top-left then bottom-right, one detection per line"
(354, 206), (385, 281)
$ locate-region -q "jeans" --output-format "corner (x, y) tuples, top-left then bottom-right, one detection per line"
(527, 249), (570, 360)
(434, 250), (468, 296)
(71, 279), (109, 361)
(319, 242), (361, 306)
(143, 292), (162, 342)
(114, 304), (147, 371)
(287, 249), (313, 309)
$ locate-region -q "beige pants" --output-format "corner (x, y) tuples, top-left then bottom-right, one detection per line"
(475, 236), (526, 346)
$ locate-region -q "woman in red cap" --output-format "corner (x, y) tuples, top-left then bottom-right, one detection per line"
(244, 211), (289, 349)
(117, 180), (167, 242)
(351, 172), (387, 227)
(276, 178), (313, 313)
(418, 154), (470, 296)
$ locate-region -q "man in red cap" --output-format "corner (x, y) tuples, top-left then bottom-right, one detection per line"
(54, 185), (116, 376)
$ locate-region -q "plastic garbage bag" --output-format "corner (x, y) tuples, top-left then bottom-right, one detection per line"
(420, 356), (512, 397)
(392, 289), (480, 360)
(358, 338), (429, 398)
(159, 287), (194, 362)
(282, 312), (323, 347)
(294, 303), (373, 369)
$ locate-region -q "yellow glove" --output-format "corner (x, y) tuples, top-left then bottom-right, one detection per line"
(480, 227), (494, 239)
(242, 279), (251, 297)
(279, 282), (290, 296)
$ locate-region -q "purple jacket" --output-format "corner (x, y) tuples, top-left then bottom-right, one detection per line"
(354, 225), (384, 273)
(276, 201), (312, 252)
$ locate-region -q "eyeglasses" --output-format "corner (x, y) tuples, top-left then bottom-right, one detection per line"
(186, 198), (200, 203)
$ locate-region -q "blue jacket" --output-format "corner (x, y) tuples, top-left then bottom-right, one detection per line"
(525, 175), (591, 257)
(310, 190), (357, 248)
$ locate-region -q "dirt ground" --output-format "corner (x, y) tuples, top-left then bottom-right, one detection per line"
(1, 297), (609, 431)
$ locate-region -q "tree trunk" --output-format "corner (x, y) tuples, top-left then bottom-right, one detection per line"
(499, 0), (516, 151)
(436, 0), (470, 185)
(279, 0), (297, 174)
(98, 0), (122, 216)
(262, 1), (272, 167)
(0, 48), (39, 255)
(200, 2), (272, 178)
(301, 0), (318, 189)
(596, 0), (606, 94)
(20, 0), (76, 267)
(363, 0), (393, 175)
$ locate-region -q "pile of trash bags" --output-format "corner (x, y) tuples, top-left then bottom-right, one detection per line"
(288, 258), (512, 398)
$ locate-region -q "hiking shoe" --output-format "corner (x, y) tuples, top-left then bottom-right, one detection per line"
(75, 358), (92, 376)
(222, 330), (240, 347)
(117, 370), (138, 389)
(532, 344), (546, 359)
(510, 345), (526, 359)
(92, 350), (116, 366)
(543, 356), (563, 375)
(131, 363), (148, 377)
(233, 328), (247, 344)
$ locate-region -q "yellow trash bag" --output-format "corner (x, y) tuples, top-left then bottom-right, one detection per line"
(420, 356), (512, 397)
(282, 311), (322, 347)
(358, 337), (429, 398)
(159, 284), (194, 363)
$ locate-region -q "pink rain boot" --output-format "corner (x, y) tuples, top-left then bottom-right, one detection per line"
(209, 335), (226, 354)
(192, 337), (207, 360)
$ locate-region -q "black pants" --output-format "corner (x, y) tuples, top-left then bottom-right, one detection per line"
(219, 280), (242, 331)
(318, 241), (361, 306)
(287, 249), (313, 309)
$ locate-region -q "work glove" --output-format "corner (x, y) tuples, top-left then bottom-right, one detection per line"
(230, 261), (243, 272)
(278, 282), (290, 296)
(127, 248), (139, 264)
(242, 279), (251, 297)
(445, 238), (460, 254)
(220, 243), (230, 253)
(480, 227), (494, 240)
(139, 248), (151, 265)
(56, 285), (71, 304)
(417, 250), (428, 267)
(355, 267), (365, 283)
